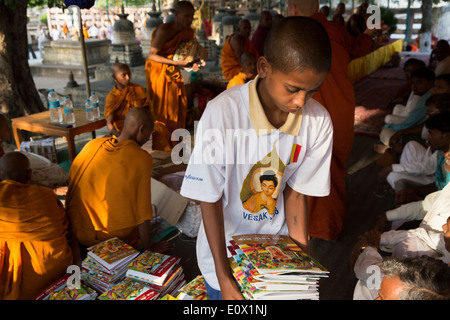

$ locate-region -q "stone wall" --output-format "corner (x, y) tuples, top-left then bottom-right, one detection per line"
(42, 39), (110, 66)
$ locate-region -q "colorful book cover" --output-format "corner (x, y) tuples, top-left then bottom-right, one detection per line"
(232, 234), (329, 275)
(126, 251), (180, 286)
(34, 275), (97, 300)
(98, 278), (159, 300)
(87, 237), (139, 270)
(177, 275), (209, 300)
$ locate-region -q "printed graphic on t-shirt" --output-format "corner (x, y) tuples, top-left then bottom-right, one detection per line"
(240, 144), (285, 218)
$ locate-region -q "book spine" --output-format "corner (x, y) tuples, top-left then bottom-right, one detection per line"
(152, 256), (180, 277)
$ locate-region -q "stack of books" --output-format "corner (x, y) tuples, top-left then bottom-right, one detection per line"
(81, 237), (140, 293)
(176, 275), (209, 300)
(98, 278), (160, 300)
(34, 274), (98, 300)
(125, 251), (186, 298)
(228, 234), (329, 300)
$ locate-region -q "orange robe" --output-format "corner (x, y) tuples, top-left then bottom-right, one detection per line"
(65, 137), (153, 248)
(145, 27), (194, 134)
(221, 33), (259, 81)
(0, 180), (73, 300)
(227, 72), (247, 89)
(307, 13), (375, 240)
(104, 82), (173, 151)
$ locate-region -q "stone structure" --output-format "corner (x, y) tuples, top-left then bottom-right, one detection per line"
(42, 39), (110, 66)
(109, 6), (145, 66)
(140, 5), (164, 58)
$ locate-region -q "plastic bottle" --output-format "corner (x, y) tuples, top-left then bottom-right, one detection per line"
(63, 96), (75, 124)
(48, 89), (62, 123)
(85, 99), (93, 122)
(89, 92), (100, 121)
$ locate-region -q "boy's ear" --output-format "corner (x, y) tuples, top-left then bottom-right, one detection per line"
(257, 56), (271, 79)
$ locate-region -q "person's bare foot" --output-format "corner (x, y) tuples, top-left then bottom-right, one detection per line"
(148, 241), (175, 253)
(373, 143), (389, 154)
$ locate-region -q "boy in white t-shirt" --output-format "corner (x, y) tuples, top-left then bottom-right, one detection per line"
(179, 17), (334, 300)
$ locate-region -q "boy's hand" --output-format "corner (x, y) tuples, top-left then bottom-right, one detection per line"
(220, 276), (245, 300)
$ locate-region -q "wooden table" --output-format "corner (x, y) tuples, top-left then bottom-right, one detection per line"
(11, 109), (106, 163)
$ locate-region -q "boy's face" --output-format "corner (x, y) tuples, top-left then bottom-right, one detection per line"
(425, 128), (448, 152)
(411, 77), (433, 96)
(175, 8), (194, 29)
(432, 79), (450, 94)
(114, 68), (131, 89)
(258, 58), (326, 114)
(242, 57), (257, 80)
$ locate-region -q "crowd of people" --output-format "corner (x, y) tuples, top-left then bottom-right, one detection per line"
(3, 0), (450, 301)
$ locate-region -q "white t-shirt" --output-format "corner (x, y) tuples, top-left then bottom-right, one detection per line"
(180, 78), (334, 290)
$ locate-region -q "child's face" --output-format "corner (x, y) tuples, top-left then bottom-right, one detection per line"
(411, 77), (433, 96)
(258, 58), (326, 114)
(114, 69), (131, 89)
(432, 79), (450, 94)
(242, 57), (257, 80)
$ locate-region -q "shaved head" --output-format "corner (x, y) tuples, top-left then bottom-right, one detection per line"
(174, 0), (194, 13)
(264, 16), (331, 74)
(111, 62), (130, 76)
(119, 107), (155, 146)
(0, 152), (31, 183)
(287, 0), (319, 17)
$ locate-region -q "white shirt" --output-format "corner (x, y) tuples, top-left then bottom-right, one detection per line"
(180, 78), (333, 290)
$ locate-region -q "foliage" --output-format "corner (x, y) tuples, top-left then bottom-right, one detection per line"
(380, 6), (397, 35)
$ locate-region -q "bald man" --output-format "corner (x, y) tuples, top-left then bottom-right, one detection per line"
(0, 152), (73, 300)
(66, 107), (173, 253)
(221, 19), (259, 81)
(145, 1), (200, 135)
(287, 0), (375, 241)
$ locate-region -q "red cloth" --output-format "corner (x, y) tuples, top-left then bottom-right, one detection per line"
(251, 25), (270, 57)
(307, 12), (374, 240)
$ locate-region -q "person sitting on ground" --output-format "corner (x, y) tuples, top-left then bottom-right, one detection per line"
(389, 58), (426, 109)
(226, 52), (257, 89)
(221, 18), (259, 81)
(250, 11), (273, 57)
(105, 62), (173, 151)
(375, 67), (435, 154)
(394, 112), (450, 206)
(0, 152), (74, 300)
(429, 40), (450, 76)
(65, 107), (174, 253)
(376, 94), (450, 196)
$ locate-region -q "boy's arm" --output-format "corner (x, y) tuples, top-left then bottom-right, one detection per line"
(106, 114), (120, 137)
(200, 200), (245, 300)
(284, 185), (309, 253)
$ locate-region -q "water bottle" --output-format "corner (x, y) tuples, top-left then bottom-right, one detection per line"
(89, 92), (100, 121)
(48, 89), (62, 123)
(85, 99), (93, 122)
(63, 96), (75, 124)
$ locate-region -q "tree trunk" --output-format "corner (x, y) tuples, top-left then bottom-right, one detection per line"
(419, 0), (433, 52)
(0, 0), (45, 121)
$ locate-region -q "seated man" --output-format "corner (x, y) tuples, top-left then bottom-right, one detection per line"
(221, 18), (259, 81)
(105, 62), (173, 151)
(226, 52), (257, 89)
(65, 107), (173, 253)
(0, 152), (74, 300)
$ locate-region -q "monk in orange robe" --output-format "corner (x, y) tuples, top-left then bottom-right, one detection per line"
(105, 63), (173, 151)
(145, 1), (201, 135)
(65, 107), (173, 253)
(288, 0), (375, 240)
(221, 19), (260, 81)
(0, 152), (73, 300)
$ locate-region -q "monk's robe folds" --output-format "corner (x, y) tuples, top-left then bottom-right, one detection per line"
(145, 27), (194, 134)
(307, 12), (375, 240)
(0, 180), (73, 300)
(221, 33), (259, 81)
(65, 137), (153, 248)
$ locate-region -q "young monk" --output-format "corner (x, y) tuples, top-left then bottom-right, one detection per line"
(65, 107), (173, 253)
(221, 19), (260, 81)
(105, 62), (173, 151)
(226, 52), (257, 89)
(287, 0), (376, 241)
(145, 1), (201, 135)
(0, 152), (74, 300)
(180, 16), (333, 300)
